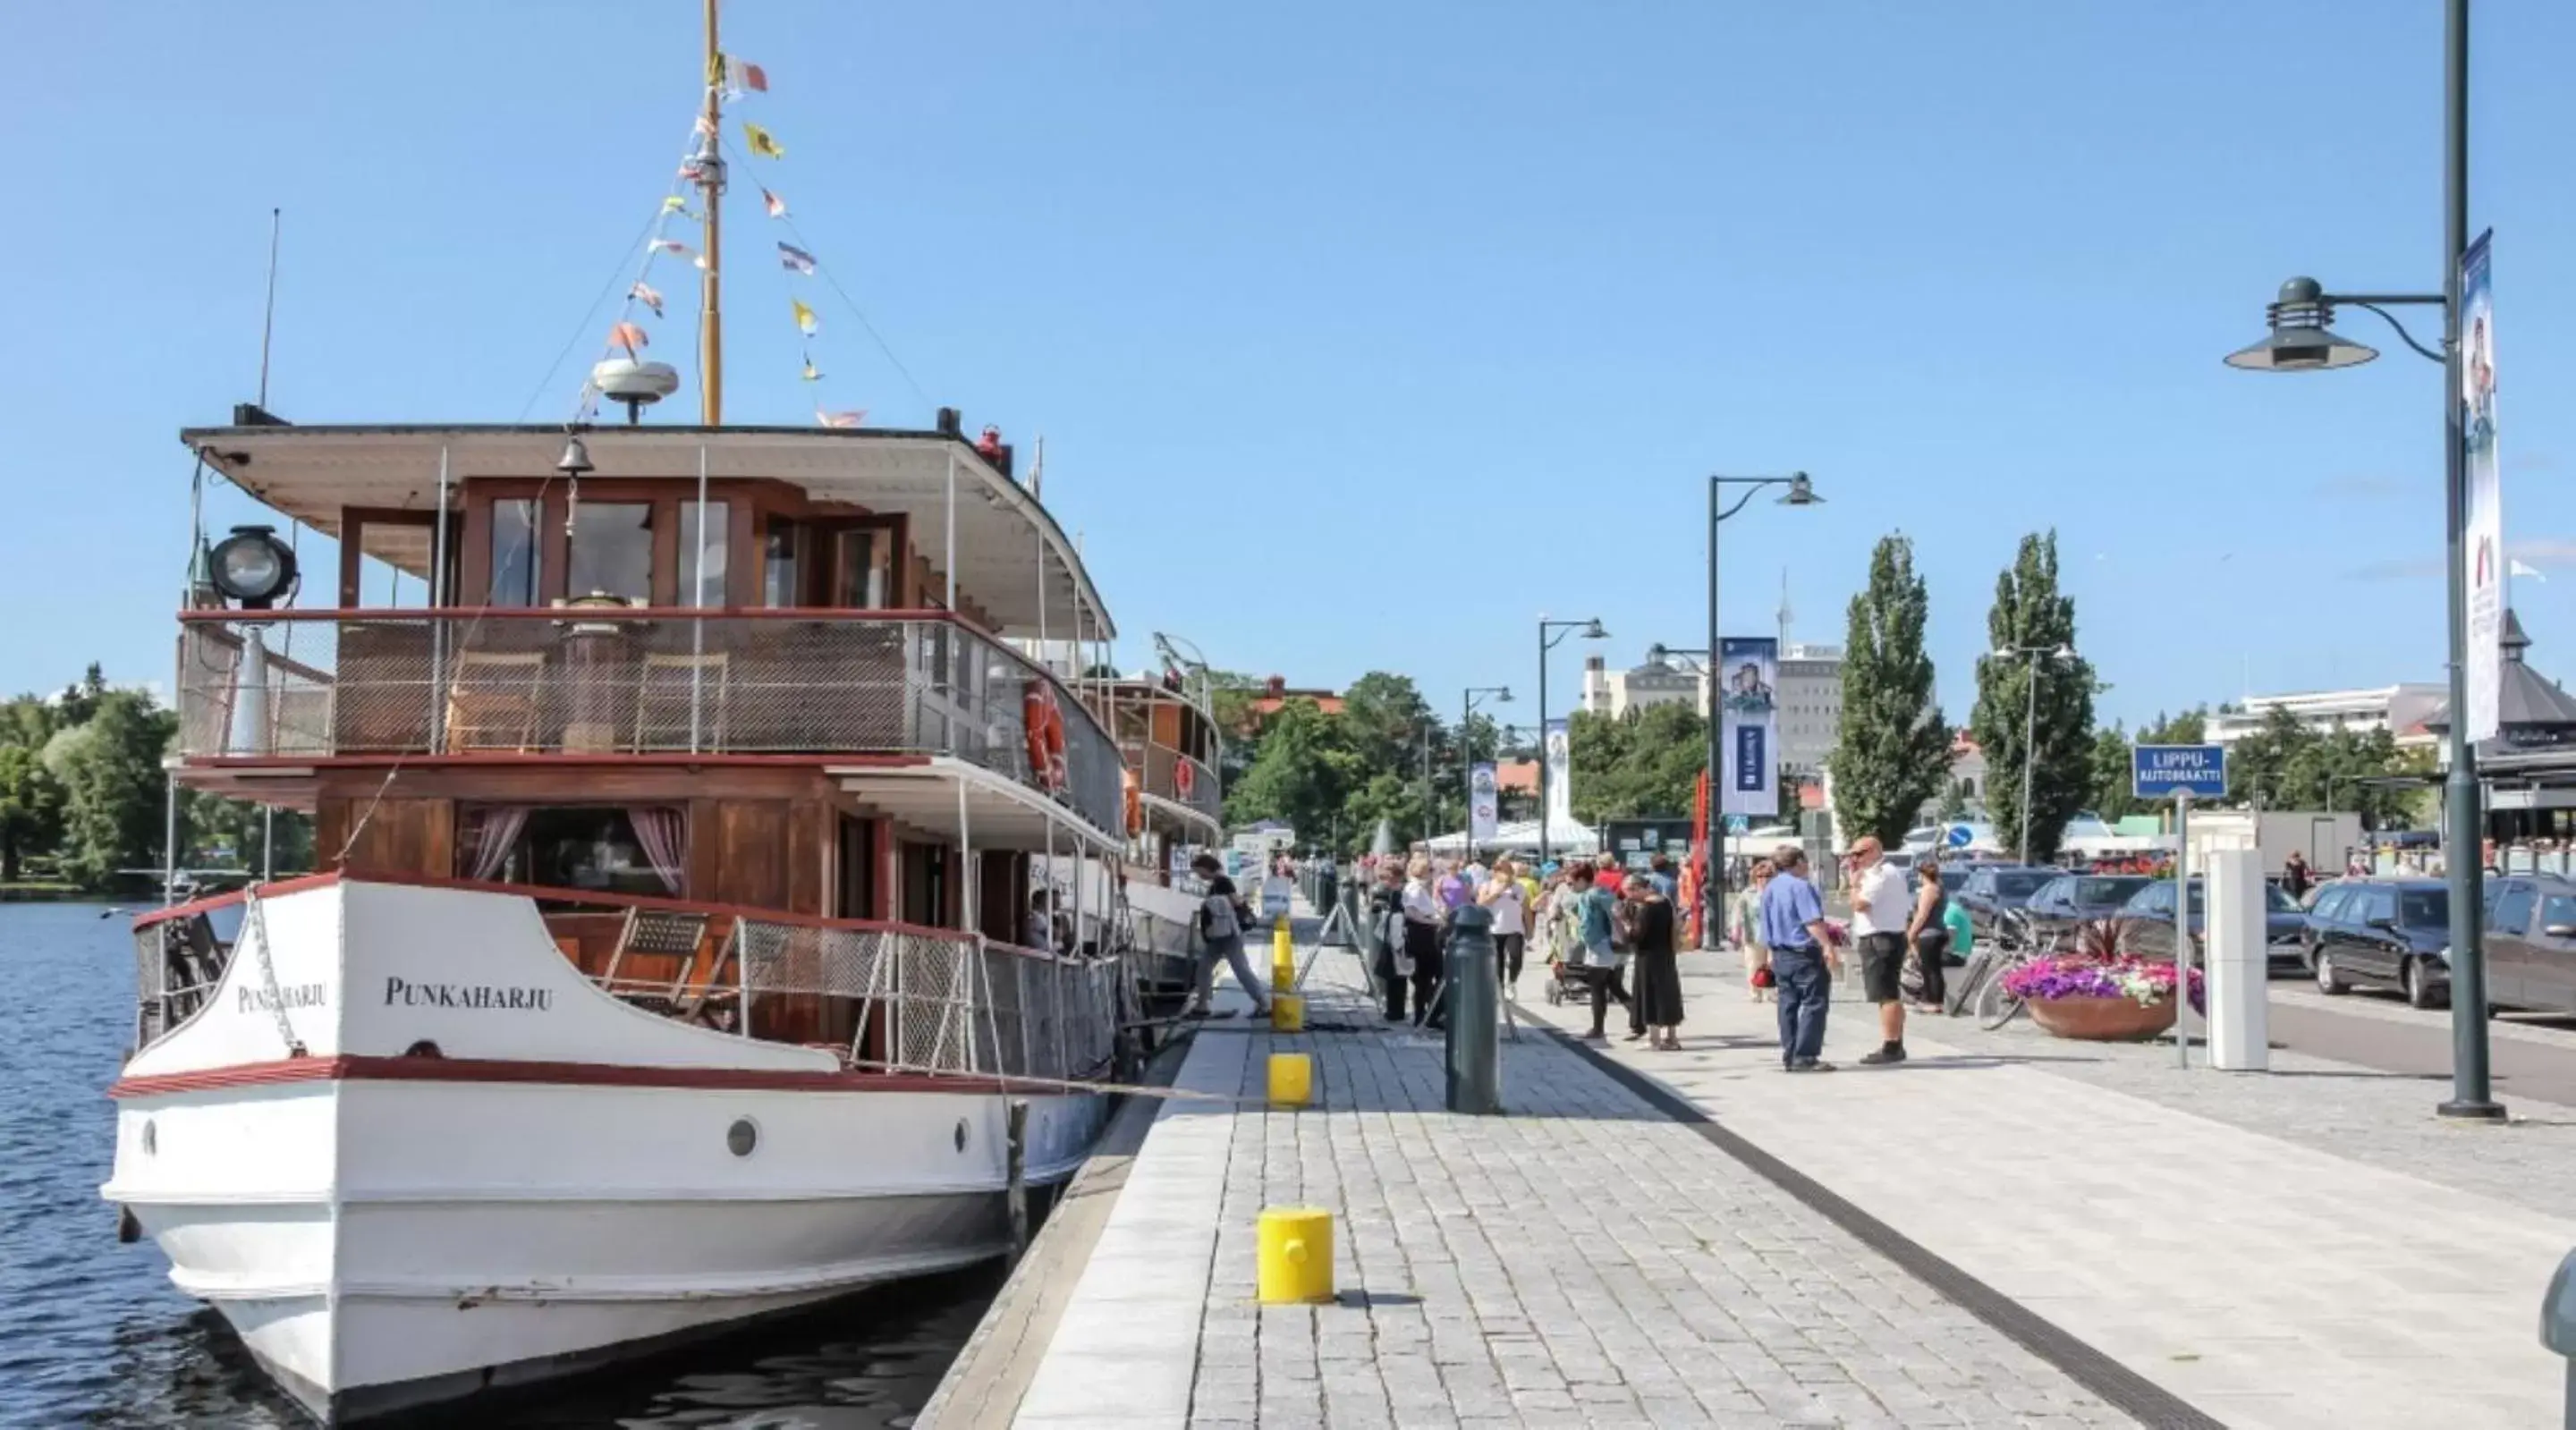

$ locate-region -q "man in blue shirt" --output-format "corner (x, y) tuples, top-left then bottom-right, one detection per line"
(1758, 845), (1837, 1070)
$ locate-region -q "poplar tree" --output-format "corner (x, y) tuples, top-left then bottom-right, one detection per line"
(1972, 531), (2097, 861)
(1831, 536), (1950, 846)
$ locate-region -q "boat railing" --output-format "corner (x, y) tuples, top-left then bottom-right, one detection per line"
(174, 607), (1123, 836)
(126, 872), (1123, 1083)
(1126, 739), (1223, 826)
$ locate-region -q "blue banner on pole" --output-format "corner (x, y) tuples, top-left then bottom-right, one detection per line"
(1717, 637), (1778, 817)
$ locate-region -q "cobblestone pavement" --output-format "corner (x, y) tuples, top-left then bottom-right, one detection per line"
(1180, 947), (2136, 1429)
(1962, 970), (2576, 1225)
(1517, 948), (2575, 1429)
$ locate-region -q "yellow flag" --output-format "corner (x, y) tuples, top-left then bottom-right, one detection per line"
(792, 297), (818, 336)
(743, 122), (784, 159)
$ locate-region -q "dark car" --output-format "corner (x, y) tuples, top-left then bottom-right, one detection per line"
(2483, 875), (2576, 1013)
(2304, 877), (2452, 1007)
(1953, 865), (2064, 942)
(2019, 874), (2153, 951)
(2118, 877), (2309, 969)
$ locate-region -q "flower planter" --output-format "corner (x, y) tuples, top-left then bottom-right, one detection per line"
(2026, 992), (2176, 1042)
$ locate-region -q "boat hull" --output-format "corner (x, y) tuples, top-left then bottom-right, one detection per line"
(106, 880), (1109, 1423)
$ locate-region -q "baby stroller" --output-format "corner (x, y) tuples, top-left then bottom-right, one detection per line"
(1541, 953), (1593, 1006)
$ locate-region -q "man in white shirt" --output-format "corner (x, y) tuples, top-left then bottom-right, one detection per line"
(1847, 835), (1914, 1065)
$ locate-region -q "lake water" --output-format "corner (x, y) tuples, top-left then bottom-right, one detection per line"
(0, 901), (992, 1428)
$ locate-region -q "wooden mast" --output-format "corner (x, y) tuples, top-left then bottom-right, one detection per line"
(698, 0), (724, 425)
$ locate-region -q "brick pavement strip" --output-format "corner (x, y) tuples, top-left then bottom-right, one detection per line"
(1512, 947), (2576, 1430)
(1019, 942), (2138, 1429)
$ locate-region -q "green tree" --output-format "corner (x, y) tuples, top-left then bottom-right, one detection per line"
(1970, 531), (2097, 862)
(1936, 779), (1970, 822)
(1223, 698), (1365, 838)
(1831, 536), (1951, 846)
(0, 742), (65, 883)
(2088, 725), (2140, 823)
(48, 689), (175, 886)
(1566, 703), (1707, 824)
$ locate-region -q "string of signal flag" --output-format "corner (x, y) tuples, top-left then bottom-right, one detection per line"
(573, 51), (867, 429)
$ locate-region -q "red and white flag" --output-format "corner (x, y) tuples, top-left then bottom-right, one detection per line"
(816, 407), (867, 428)
(761, 187), (788, 219)
(725, 57), (768, 97)
(609, 321), (649, 356)
(629, 282), (665, 317)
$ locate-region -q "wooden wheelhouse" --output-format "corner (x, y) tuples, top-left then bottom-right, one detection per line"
(171, 419), (1126, 1052)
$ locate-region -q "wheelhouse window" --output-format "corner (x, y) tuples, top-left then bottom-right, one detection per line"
(488, 498), (541, 605)
(568, 502), (654, 602)
(457, 804), (688, 896)
(762, 520), (802, 608)
(679, 500), (729, 607)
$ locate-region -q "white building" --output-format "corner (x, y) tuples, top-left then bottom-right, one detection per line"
(1578, 644), (1844, 782)
(2207, 684), (2445, 750)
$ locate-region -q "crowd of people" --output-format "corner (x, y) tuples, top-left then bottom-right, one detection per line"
(1360, 851), (1690, 1047)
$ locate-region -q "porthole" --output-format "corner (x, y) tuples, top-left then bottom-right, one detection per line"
(953, 1118), (970, 1154)
(140, 1119), (157, 1156)
(727, 1117), (759, 1158)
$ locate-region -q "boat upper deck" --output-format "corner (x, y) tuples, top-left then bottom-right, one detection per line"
(180, 421), (1111, 639)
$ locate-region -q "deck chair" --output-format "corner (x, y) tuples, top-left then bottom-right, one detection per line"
(633, 651), (730, 753)
(445, 650), (547, 751)
(597, 907), (711, 1006)
(675, 920), (751, 1028)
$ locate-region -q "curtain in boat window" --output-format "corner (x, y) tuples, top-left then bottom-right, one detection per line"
(628, 806), (688, 893)
(462, 805), (530, 884)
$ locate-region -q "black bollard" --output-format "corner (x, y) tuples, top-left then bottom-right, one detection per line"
(1445, 904), (1502, 1113)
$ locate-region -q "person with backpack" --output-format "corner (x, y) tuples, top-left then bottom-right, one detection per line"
(1186, 852), (1269, 1020)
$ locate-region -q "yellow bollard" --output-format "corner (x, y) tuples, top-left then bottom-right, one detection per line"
(1267, 1051), (1312, 1105)
(1271, 993), (1305, 1032)
(1257, 1206), (1335, 1304)
(1273, 918), (1293, 962)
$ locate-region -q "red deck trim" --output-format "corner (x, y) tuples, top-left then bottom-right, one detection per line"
(180, 753), (930, 771)
(132, 871), (344, 930)
(108, 1054), (1092, 1100)
(133, 868), (994, 946)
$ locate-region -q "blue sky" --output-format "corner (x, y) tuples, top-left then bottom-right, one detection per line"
(13, 1), (2576, 732)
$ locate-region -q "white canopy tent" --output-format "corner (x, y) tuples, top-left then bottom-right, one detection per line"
(1423, 817), (1601, 859)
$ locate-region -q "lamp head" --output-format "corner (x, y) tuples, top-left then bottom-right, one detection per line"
(1645, 642), (1669, 664)
(208, 525), (299, 610)
(2224, 276), (2378, 372)
(1778, 471), (1822, 505)
(1581, 619), (1609, 639)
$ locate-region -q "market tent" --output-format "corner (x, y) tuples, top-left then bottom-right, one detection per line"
(1423, 817), (1601, 858)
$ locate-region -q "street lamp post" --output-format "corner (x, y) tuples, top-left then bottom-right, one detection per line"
(2221, 0), (2496, 1121)
(1707, 473), (1823, 950)
(1991, 644), (2076, 864)
(1462, 685), (1513, 860)
(1535, 617), (1609, 867)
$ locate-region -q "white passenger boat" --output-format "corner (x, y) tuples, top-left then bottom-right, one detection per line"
(102, 7), (1134, 1419)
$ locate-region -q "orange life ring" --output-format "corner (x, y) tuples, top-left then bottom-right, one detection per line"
(1122, 768), (1144, 835)
(1174, 757), (1197, 800)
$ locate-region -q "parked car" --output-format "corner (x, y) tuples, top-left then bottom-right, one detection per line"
(2483, 874), (2576, 1012)
(2118, 877), (2309, 970)
(2302, 877), (2452, 1007)
(1953, 865), (2064, 943)
(2017, 874), (2153, 951)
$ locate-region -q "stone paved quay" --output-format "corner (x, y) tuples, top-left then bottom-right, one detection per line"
(1511, 948), (2576, 1430)
(1008, 939), (2138, 1429)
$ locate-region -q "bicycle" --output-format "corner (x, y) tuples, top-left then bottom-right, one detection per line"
(1949, 909), (2049, 1029)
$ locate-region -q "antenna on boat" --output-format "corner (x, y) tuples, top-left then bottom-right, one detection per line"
(257, 207), (282, 407)
(697, 0), (725, 425)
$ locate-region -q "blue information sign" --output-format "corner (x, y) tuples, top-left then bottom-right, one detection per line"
(2132, 744), (2226, 800)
